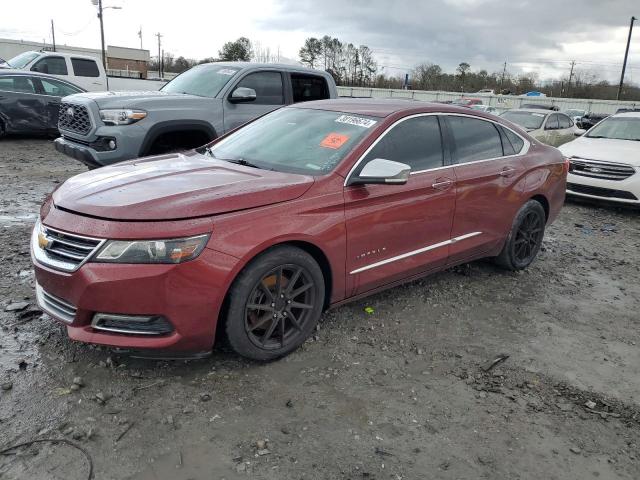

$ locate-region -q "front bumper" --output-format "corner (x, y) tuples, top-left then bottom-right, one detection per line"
(567, 171), (640, 205)
(32, 222), (238, 354)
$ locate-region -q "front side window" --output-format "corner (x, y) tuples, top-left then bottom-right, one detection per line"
(360, 116), (444, 172)
(31, 56), (68, 75)
(447, 116), (503, 163)
(291, 74), (330, 103)
(234, 71), (284, 105)
(38, 77), (83, 96)
(586, 117), (640, 141)
(71, 58), (99, 77)
(545, 114), (560, 130)
(161, 64), (240, 97)
(0, 76), (36, 93)
(208, 107), (377, 175)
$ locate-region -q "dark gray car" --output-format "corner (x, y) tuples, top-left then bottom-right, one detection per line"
(54, 62), (338, 168)
(0, 69), (85, 137)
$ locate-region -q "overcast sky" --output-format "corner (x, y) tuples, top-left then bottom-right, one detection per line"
(1, 0), (638, 82)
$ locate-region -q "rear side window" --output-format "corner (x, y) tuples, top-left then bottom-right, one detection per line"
(499, 126), (525, 155)
(235, 71), (284, 105)
(558, 114), (572, 129)
(291, 74), (330, 103)
(362, 116), (444, 172)
(0, 76), (36, 93)
(71, 58), (100, 77)
(447, 116), (503, 163)
(38, 77), (83, 96)
(31, 56), (68, 75)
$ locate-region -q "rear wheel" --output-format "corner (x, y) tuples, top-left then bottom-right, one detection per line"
(495, 200), (546, 270)
(224, 246), (325, 361)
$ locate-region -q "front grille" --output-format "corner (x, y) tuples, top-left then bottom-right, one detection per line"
(567, 182), (638, 200)
(36, 283), (77, 323)
(58, 102), (92, 135)
(32, 222), (105, 272)
(569, 158), (636, 181)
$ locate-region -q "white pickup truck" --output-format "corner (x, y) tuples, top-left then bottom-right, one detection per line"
(4, 51), (165, 92)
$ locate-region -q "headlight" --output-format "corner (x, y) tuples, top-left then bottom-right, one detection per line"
(100, 109), (147, 126)
(94, 234), (209, 264)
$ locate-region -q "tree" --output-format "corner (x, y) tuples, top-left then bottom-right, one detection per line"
(299, 37), (323, 68)
(219, 37), (252, 62)
(173, 56), (195, 73)
(457, 62), (470, 91)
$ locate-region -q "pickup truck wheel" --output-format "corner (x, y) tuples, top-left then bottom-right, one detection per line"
(494, 200), (546, 271)
(224, 246), (325, 361)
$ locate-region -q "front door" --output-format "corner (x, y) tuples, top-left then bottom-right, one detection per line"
(443, 114), (527, 264)
(223, 71), (285, 132)
(344, 115), (456, 296)
(0, 75), (46, 133)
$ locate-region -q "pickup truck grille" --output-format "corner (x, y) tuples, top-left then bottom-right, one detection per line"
(58, 102), (92, 135)
(569, 158), (635, 181)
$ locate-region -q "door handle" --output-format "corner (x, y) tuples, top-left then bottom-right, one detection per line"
(431, 178), (454, 190)
(499, 166), (516, 177)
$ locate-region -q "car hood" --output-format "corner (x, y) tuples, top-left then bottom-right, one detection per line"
(53, 152), (315, 221)
(64, 90), (207, 108)
(558, 136), (640, 167)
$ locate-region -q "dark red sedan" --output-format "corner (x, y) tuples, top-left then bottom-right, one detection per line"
(32, 99), (567, 360)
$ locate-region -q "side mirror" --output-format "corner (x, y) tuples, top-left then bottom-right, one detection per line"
(229, 87), (257, 103)
(348, 158), (411, 186)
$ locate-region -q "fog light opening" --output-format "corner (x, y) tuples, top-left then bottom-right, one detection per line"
(108, 139), (116, 150)
(91, 313), (173, 336)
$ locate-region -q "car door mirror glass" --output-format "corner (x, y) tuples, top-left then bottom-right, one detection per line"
(229, 87), (257, 103)
(349, 158), (411, 186)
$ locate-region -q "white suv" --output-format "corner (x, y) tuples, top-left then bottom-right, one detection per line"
(559, 112), (640, 205)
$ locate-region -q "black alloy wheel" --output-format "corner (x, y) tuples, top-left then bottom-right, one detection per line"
(495, 200), (546, 270)
(225, 246), (325, 361)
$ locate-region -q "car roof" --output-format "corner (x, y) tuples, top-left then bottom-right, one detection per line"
(505, 108), (554, 115)
(0, 69), (85, 89)
(612, 111), (640, 118)
(198, 61), (331, 76)
(289, 98), (487, 118)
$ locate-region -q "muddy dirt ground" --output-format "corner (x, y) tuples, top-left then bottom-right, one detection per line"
(0, 138), (639, 480)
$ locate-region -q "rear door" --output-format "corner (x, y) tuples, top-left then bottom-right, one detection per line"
(543, 113), (560, 146)
(344, 114), (456, 296)
(556, 113), (574, 145)
(0, 75), (46, 133)
(70, 57), (105, 91)
(223, 70), (285, 132)
(444, 114), (528, 264)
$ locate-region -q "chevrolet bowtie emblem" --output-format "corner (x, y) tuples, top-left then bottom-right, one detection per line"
(38, 231), (52, 250)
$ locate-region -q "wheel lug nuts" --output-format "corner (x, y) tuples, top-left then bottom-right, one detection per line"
(271, 303), (275, 307)
(287, 300), (291, 304)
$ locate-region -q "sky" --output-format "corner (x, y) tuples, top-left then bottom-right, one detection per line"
(1, 0), (638, 83)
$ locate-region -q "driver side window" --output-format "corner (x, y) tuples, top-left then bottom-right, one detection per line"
(31, 56), (68, 75)
(359, 116), (444, 174)
(234, 71), (284, 105)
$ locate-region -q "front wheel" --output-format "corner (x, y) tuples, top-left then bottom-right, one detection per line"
(224, 246), (325, 361)
(495, 200), (546, 271)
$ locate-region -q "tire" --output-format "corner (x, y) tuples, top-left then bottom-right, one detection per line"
(224, 246), (325, 361)
(494, 200), (546, 271)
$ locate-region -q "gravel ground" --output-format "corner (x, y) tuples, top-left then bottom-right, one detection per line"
(0, 137), (639, 480)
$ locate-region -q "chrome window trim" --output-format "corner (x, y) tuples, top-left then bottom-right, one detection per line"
(349, 231), (482, 275)
(344, 112), (530, 186)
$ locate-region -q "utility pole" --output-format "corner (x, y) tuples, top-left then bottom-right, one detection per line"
(618, 16), (636, 100)
(51, 20), (56, 52)
(138, 26), (143, 49)
(567, 60), (576, 97)
(97, 0), (106, 69)
(155, 32), (162, 79)
(500, 61), (507, 92)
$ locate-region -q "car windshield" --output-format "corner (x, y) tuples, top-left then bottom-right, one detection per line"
(207, 107), (378, 175)
(500, 111), (545, 130)
(161, 64), (241, 97)
(565, 109), (585, 117)
(585, 117), (640, 141)
(7, 51), (39, 69)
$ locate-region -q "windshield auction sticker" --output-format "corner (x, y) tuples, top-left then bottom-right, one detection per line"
(335, 115), (377, 128)
(218, 68), (239, 75)
(320, 133), (350, 149)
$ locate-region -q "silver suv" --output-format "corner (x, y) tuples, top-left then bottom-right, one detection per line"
(54, 62), (337, 168)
